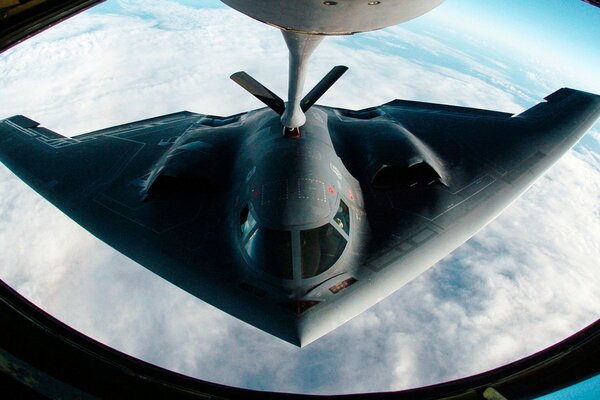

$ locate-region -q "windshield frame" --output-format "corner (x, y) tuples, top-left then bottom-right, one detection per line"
(239, 198), (352, 282)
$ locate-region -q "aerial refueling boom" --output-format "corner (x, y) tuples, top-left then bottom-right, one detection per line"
(222, 0), (445, 129)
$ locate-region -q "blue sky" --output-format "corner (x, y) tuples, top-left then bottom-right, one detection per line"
(94, 0), (600, 51)
(538, 374), (600, 400)
(427, 1), (600, 78)
(436, 0), (600, 51)
(93, 0), (600, 92)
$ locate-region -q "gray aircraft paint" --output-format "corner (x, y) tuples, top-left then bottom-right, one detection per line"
(280, 31), (325, 129)
(1, 86), (599, 346)
(220, 0), (445, 35)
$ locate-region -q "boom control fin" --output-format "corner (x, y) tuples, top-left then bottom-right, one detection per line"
(301, 65), (348, 112)
(231, 65), (348, 123)
(230, 71), (285, 115)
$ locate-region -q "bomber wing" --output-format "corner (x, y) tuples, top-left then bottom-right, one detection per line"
(1, 88), (599, 347)
(0, 109), (310, 346)
(292, 88), (600, 345)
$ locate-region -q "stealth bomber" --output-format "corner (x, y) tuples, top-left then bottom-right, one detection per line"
(1, 0), (599, 346)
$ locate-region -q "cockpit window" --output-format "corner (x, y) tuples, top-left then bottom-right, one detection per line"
(245, 228), (293, 279)
(240, 201), (350, 280)
(300, 224), (347, 278)
(333, 200), (350, 235)
(240, 206), (256, 236)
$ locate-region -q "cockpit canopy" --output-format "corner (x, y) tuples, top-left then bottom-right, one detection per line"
(240, 200), (350, 280)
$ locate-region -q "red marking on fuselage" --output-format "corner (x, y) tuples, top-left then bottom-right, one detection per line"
(283, 127), (301, 138)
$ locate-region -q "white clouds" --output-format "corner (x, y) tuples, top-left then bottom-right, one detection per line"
(0, 1), (599, 395)
(396, 149), (600, 386)
(0, 3), (283, 135)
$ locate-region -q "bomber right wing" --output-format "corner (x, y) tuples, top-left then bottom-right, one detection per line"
(293, 88), (600, 346)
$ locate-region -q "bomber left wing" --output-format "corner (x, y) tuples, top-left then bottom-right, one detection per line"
(0, 109), (311, 346)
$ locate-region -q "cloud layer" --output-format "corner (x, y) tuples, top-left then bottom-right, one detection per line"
(0, 0), (599, 394)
